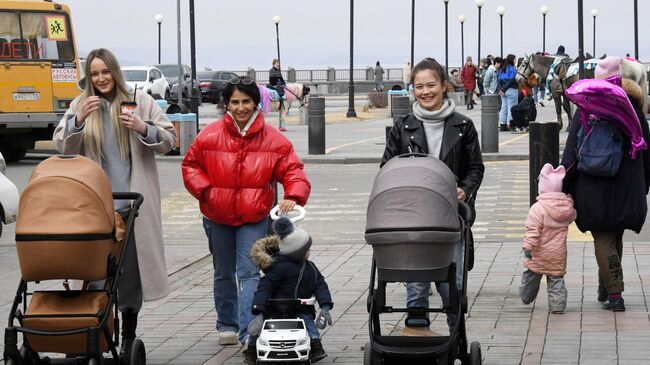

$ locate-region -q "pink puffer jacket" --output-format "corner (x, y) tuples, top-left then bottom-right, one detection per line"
(522, 192), (576, 276)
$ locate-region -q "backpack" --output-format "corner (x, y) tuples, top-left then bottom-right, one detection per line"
(576, 118), (624, 177)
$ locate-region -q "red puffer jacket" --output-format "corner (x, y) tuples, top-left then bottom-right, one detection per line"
(181, 112), (310, 226)
(461, 64), (477, 90)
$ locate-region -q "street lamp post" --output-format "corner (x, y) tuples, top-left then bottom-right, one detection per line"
(272, 15), (281, 66)
(578, 0), (585, 79)
(347, 0), (356, 118)
(154, 14), (163, 64)
(591, 8), (598, 57)
(540, 6), (548, 53)
(474, 0), (485, 66)
(497, 6), (505, 58)
(634, 0), (639, 60)
(459, 15), (465, 66)
(444, 0), (449, 76)
(189, 0), (199, 131)
(411, 0), (415, 69)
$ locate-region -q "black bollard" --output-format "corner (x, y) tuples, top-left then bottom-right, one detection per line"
(529, 121), (560, 206)
(480, 94), (500, 153)
(308, 97), (326, 155)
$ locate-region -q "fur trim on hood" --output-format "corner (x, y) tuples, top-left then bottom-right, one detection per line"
(622, 78), (644, 109)
(250, 235), (280, 272)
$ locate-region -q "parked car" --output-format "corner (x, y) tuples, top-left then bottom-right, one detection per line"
(122, 66), (170, 100)
(197, 70), (239, 103)
(156, 64), (197, 100)
(0, 152), (19, 238)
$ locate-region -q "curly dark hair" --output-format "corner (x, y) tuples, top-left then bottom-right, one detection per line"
(222, 77), (261, 107)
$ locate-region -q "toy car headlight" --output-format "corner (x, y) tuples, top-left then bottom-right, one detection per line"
(258, 338), (269, 346)
(297, 337), (309, 346)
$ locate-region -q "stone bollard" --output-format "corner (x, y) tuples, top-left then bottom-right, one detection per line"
(528, 121), (559, 206)
(308, 97), (325, 154)
(167, 113), (197, 155)
(480, 94), (500, 153)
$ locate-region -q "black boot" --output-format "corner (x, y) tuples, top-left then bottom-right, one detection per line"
(119, 311), (138, 364)
(310, 339), (327, 363)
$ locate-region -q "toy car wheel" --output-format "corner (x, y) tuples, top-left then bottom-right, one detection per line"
(129, 338), (146, 365)
(363, 342), (381, 365)
(470, 341), (482, 365)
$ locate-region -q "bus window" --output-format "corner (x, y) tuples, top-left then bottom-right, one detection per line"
(0, 11), (74, 61)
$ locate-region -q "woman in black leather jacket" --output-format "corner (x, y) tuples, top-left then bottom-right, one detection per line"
(381, 57), (484, 332)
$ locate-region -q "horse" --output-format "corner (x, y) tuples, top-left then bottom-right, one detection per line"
(258, 83), (310, 131)
(517, 54), (579, 130)
(518, 54), (648, 131)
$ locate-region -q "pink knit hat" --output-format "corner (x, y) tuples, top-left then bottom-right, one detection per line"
(595, 56), (623, 79)
(538, 163), (565, 194)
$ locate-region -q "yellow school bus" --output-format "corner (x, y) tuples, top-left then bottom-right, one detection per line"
(0, 0), (79, 161)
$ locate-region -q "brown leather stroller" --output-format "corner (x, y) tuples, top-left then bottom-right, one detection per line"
(4, 155), (144, 365)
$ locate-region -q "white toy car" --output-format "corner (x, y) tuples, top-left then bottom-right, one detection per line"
(0, 152), (19, 238)
(256, 297), (316, 364)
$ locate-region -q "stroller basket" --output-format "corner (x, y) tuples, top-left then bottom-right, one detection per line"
(15, 155), (125, 282)
(365, 155), (461, 279)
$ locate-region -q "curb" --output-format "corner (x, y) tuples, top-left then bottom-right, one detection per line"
(25, 152), (531, 164)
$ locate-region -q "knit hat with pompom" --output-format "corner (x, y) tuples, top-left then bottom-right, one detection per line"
(273, 216), (312, 261)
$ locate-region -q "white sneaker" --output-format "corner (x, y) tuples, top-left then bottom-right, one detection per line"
(218, 331), (238, 345)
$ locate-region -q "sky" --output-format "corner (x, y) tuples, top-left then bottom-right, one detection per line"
(62, 0), (646, 72)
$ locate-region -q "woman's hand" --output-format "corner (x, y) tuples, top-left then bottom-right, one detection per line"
(119, 111), (148, 135)
(76, 96), (101, 125)
(277, 199), (296, 214)
(457, 187), (467, 202)
(498, 90), (505, 97)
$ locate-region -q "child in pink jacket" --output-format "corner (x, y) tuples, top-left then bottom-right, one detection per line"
(520, 163), (576, 313)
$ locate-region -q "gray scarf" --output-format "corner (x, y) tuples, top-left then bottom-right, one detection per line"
(413, 99), (456, 158)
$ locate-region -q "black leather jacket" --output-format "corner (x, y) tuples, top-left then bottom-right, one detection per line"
(381, 111), (485, 205)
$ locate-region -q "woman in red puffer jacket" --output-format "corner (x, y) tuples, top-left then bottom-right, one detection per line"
(181, 77), (310, 351)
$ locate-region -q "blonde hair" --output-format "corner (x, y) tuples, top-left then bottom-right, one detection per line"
(81, 48), (132, 160)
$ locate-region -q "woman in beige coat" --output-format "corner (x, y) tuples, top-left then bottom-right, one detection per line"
(52, 48), (176, 360)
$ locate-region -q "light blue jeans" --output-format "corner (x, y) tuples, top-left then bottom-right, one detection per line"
(533, 84), (546, 104)
(298, 313), (321, 340)
(499, 88), (518, 126)
(406, 237), (465, 328)
(203, 217), (267, 344)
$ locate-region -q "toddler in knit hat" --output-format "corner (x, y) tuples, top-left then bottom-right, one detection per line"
(519, 163), (576, 313)
(245, 216), (333, 363)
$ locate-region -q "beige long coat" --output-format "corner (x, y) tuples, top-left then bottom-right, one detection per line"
(53, 92), (176, 301)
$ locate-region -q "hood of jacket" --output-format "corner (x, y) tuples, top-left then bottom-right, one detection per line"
(537, 192), (575, 223)
(622, 77), (644, 108)
(250, 235), (280, 272)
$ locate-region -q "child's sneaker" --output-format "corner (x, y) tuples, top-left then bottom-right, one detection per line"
(602, 296), (625, 311)
(310, 339), (327, 363)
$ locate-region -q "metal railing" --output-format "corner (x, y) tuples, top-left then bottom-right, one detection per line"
(231, 67), (405, 83)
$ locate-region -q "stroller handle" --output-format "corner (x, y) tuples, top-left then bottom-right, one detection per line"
(113, 192), (144, 211)
(269, 204), (306, 222)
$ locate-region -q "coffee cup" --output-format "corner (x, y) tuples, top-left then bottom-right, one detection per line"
(121, 101), (137, 114)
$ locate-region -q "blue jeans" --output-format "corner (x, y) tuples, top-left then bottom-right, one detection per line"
(406, 238), (465, 327)
(203, 217), (267, 344)
(533, 85), (546, 104)
(499, 88), (518, 125)
(298, 312), (320, 340)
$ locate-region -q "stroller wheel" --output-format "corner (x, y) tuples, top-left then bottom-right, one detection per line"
(129, 339), (146, 365)
(470, 342), (482, 365)
(363, 342), (382, 365)
(88, 358), (103, 365)
(20, 344), (40, 365)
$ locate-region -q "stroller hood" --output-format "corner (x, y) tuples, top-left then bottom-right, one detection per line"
(366, 154), (461, 241)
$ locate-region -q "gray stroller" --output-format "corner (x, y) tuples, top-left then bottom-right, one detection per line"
(364, 154), (482, 365)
